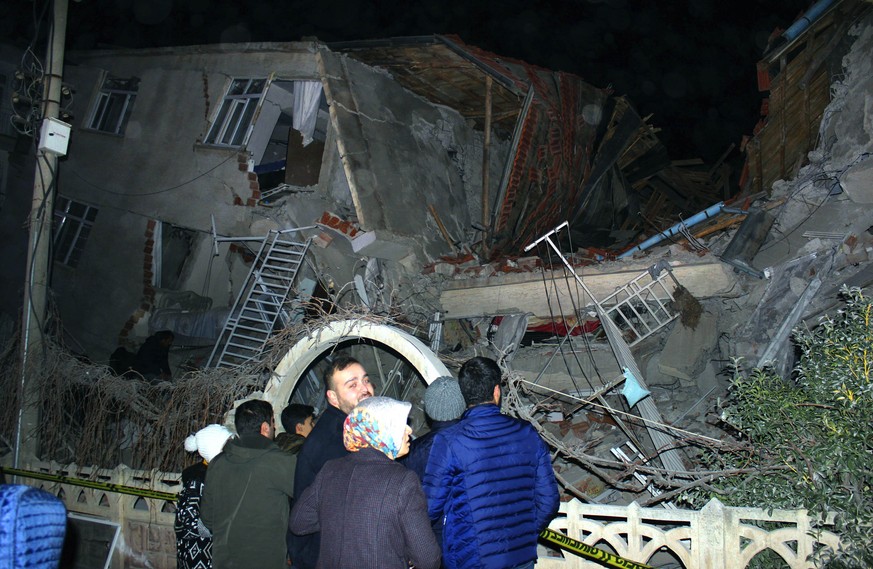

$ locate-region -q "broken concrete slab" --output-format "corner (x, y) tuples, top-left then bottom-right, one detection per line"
(644, 352), (682, 388)
(317, 49), (488, 264)
(839, 159), (873, 203)
(509, 341), (622, 396)
(440, 258), (739, 319)
(696, 361), (720, 396)
(658, 311), (718, 383)
(351, 229), (413, 260)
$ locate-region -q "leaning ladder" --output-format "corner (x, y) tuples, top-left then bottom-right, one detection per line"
(207, 231), (311, 369)
(525, 222), (686, 475)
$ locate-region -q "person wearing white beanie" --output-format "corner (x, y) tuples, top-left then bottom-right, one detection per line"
(290, 397), (440, 569)
(175, 424), (233, 569)
(184, 424), (234, 463)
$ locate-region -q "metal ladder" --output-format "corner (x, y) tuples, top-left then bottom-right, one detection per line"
(207, 231), (311, 369)
(600, 260), (681, 346)
(525, 222), (687, 475)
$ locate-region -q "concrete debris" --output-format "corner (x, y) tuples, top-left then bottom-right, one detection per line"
(839, 159), (873, 203)
(658, 311), (718, 384)
(694, 362), (720, 397)
(430, 4), (873, 506)
(3, 0), (873, 518)
(351, 229), (413, 261)
(643, 353), (682, 389)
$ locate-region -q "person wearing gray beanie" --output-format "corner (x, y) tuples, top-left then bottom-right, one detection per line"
(399, 376), (466, 549)
(423, 376), (466, 422)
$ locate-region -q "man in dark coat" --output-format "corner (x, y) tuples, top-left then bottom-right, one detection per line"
(275, 403), (315, 456)
(275, 403), (315, 563)
(423, 356), (559, 569)
(201, 400), (295, 569)
(133, 330), (174, 380)
(290, 397), (440, 569)
(289, 356), (374, 569)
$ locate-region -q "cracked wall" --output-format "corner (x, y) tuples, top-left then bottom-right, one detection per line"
(319, 49), (509, 263)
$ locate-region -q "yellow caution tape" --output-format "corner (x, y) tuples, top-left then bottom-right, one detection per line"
(1, 467), (178, 502)
(6, 467), (650, 568)
(540, 527), (654, 569)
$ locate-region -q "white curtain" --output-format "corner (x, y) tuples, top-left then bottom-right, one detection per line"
(292, 80), (323, 147)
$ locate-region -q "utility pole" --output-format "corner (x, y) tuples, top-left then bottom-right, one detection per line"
(15, 0), (69, 468)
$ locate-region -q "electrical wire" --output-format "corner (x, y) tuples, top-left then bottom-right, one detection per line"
(760, 152), (871, 253)
(67, 152), (238, 197)
(534, 244), (589, 396)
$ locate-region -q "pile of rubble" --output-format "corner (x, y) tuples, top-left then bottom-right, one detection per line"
(413, 6), (873, 506)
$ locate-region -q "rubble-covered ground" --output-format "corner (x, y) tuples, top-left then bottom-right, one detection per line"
(410, 14), (873, 507)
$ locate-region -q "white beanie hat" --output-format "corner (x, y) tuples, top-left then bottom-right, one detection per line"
(184, 424), (233, 463)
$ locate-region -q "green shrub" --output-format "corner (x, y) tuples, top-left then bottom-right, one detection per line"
(683, 287), (873, 568)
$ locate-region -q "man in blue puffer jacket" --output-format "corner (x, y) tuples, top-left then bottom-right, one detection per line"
(422, 356), (559, 569)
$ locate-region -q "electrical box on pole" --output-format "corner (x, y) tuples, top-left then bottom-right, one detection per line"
(38, 117), (72, 156)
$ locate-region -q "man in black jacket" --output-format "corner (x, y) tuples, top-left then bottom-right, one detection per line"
(289, 355), (374, 569)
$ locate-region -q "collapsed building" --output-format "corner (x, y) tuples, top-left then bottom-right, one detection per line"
(1, 0), (872, 565)
(0, 34), (728, 365)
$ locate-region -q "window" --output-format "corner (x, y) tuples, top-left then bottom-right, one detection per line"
(204, 78), (267, 147)
(53, 196), (98, 268)
(87, 74), (139, 135)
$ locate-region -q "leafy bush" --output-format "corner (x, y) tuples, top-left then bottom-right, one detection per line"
(684, 287), (873, 568)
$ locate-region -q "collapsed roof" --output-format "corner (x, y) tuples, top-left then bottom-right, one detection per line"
(335, 35), (725, 258)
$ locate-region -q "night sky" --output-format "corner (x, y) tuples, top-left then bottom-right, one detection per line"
(3, 0), (807, 163)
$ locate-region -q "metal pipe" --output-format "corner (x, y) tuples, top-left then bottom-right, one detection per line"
(617, 202), (724, 259)
(782, 0), (835, 42)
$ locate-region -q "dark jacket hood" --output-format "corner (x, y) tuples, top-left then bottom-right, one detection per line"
(221, 434), (277, 464)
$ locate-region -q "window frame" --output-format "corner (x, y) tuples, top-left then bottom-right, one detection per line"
(86, 73), (139, 135)
(203, 77), (268, 148)
(53, 196), (98, 268)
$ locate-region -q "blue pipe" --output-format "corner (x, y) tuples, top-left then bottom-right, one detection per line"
(618, 202), (725, 259)
(782, 0), (835, 42)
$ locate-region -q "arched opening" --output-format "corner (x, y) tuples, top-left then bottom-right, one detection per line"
(261, 320), (451, 436)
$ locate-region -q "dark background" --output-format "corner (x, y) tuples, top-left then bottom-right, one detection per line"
(1, 0), (807, 163)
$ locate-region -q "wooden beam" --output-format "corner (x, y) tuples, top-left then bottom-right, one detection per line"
(482, 75), (492, 258)
(440, 259), (738, 319)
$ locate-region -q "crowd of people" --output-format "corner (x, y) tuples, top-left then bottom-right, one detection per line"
(175, 355), (559, 569)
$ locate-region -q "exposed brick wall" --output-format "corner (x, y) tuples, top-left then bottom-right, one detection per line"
(237, 152), (261, 207)
(117, 220), (158, 344)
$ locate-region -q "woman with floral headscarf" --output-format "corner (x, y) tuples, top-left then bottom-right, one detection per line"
(289, 396), (440, 569)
